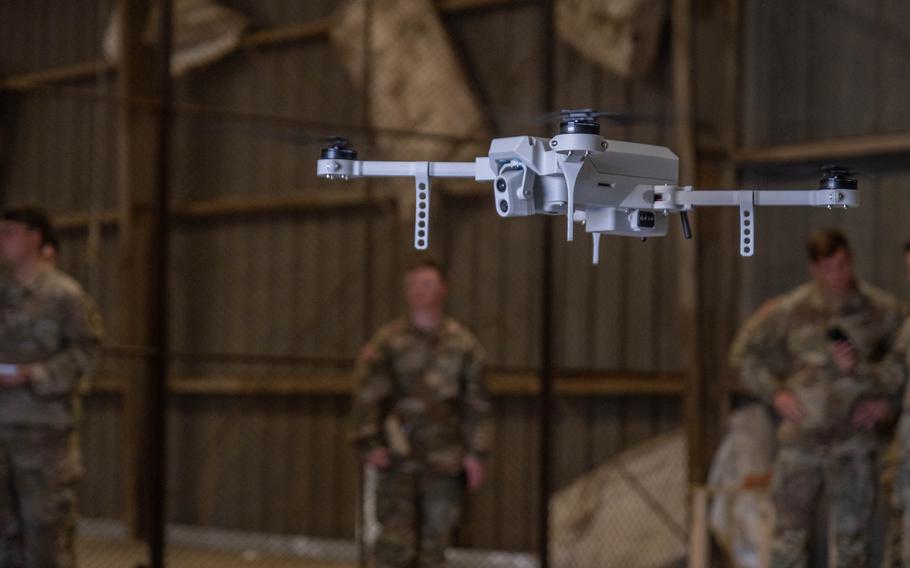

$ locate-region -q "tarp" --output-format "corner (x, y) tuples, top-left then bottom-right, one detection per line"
(556, 0), (667, 77)
(330, 0), (489, 219)
(103, 0), (248, 77)
(708, 405), (776, 568)
(330, 0), (488, 163)
(551, 430), (688, 567)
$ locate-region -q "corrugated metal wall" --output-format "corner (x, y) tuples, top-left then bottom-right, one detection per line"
(0, 0), (689, 552)
(738, 0), (910, 315)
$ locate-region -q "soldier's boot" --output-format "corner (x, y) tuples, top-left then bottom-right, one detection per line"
(375, 468), (417, 568)
(19, 484), (76, 568)
(770, 449), (823, 568)
(0, 446), (22, 568)
(416, 473), (463, 568)
(830, 454), (875, 568)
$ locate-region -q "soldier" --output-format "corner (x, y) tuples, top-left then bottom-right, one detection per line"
(0, 206), (102, 566)
(350, 258), (492, 568)
(883, 240), (910, 566)
(730, 228), (905, 568)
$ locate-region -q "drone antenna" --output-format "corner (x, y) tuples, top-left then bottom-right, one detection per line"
(680, 211), (693, 239)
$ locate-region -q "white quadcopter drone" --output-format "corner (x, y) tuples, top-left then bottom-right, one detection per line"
(315, 109), (858, 264)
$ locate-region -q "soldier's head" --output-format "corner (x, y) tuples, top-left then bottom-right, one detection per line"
(0, 206), (54, 268)
(404, 258), (448, 313)
(806, 228), (854, 297)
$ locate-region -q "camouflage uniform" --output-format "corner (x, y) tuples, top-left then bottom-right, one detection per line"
(0, 267), (102, 567)
(350, 317), (491, 568)
(878, 319), (910, 566)
(730, 281), (905, 568)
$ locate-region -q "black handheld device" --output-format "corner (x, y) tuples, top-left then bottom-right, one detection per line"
(827, 327), (849, 343)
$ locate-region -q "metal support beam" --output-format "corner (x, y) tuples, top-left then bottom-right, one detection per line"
(673, 0), (705, 488)
(148, 0), (174, 565)
(1, 0), (529, 93)
(734, 130), (910, 165)
(113, 4), (172, 565)
(539, 0), (555, 566)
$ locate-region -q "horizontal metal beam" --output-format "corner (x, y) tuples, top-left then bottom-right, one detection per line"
(734, 131), (910, 165)
(171, 189), (390, 219)
(1, 60), (113, 91)
(54, 210), (120, 231)
(47, 183), (487, 231)
(90, 371), (684, 397)
(239, 19), (331, 50)
(1, 0), (526, 92)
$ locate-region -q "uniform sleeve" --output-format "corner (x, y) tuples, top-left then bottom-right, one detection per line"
(348, 337), (392, 453)
(729, 299), (790, 405)
(858, 313), (910, 398)
(461, 342), (493, 459)
(28, 291), (103, 397)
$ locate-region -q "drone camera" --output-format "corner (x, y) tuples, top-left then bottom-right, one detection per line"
(493, 164), (536, 218)
(629, 210), (657, 231)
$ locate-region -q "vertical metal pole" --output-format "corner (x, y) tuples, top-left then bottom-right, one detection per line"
(539, 1), (555, 566)
(357, 2), (374, 566)
(149, 1), (174, 566)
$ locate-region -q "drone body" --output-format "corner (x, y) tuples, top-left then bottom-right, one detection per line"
(316, 110), (858, 263)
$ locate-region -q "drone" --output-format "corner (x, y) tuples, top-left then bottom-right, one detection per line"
(316, 109), (858, 264)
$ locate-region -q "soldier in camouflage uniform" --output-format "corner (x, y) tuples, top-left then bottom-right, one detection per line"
(876, 241), (910, 567)
(350, 259), (492, 568)
(0, 207), (102, 567)
(730, 228), (905, 568)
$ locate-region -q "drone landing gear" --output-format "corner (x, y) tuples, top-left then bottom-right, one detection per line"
(739, 191), (755, 257)
(592, 233), (601, 265)
(414, 162), (430, 250)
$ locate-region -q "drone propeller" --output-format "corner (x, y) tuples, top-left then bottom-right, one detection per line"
(482, 106), (669, 133)
(545, 108), (641, 125)
(819, 165), (858, 190)
(319, 136), (358, 160)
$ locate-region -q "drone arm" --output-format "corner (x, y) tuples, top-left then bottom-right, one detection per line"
(317, 158), (495, 180)
(317, 158), (497, 250)
(653, 186), (858, 257)
(360, 161), (480, 178)
(672, 188), (858, 208)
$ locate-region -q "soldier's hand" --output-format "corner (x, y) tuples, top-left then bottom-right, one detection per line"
(365, 447), (391, 469)
(463, 456), (485, 492)
(831, 340), (859, 374)
(851, 398), (892, 430)
(772, 389), (806, 424)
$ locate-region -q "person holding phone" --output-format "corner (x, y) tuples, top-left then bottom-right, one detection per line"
(730, 228), (905, 568)
(0, 206), (102, 566)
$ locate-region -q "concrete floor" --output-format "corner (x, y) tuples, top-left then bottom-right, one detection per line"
(74, 519), (536, 568)
(77, 537), (354, 568)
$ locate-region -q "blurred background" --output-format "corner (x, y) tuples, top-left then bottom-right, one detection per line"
(0, 0), (908, 566)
